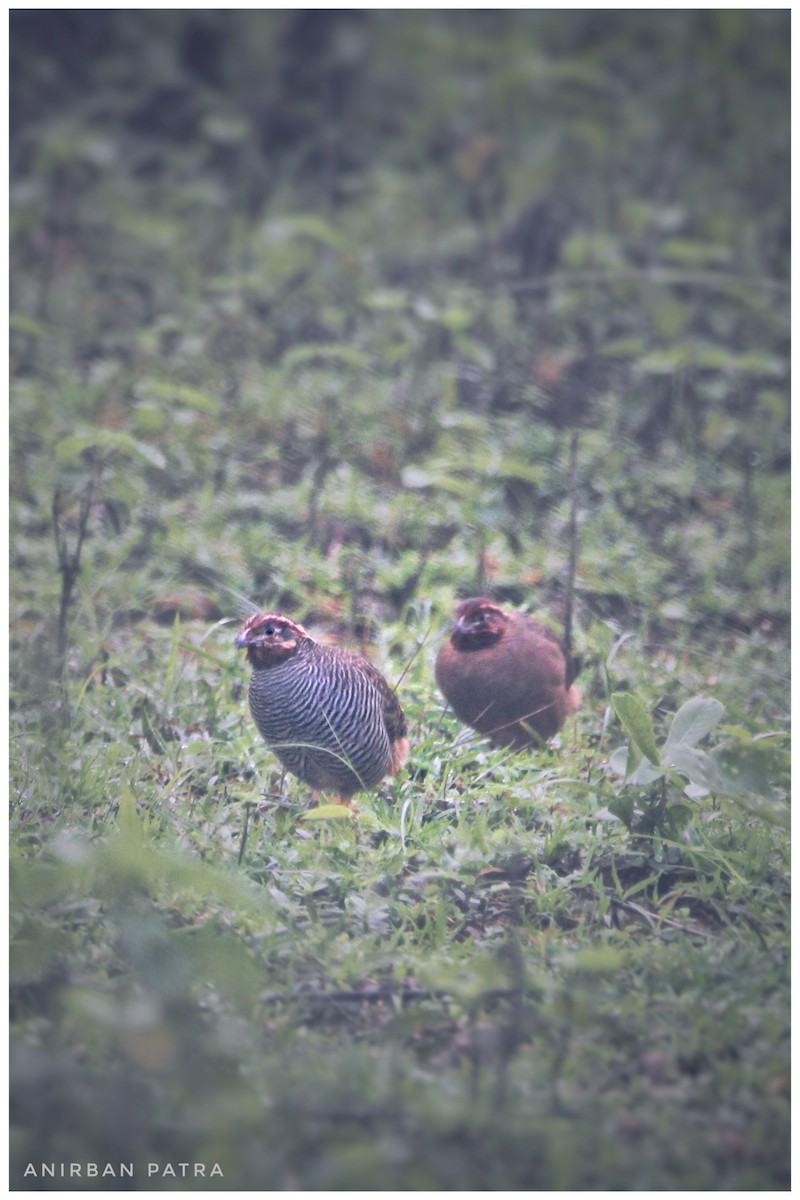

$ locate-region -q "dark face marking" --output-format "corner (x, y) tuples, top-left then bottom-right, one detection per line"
(236, 612), (308, 668)
(451, 598), (508, 650)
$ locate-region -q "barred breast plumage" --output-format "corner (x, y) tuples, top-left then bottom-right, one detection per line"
(236, 612), (409, 802)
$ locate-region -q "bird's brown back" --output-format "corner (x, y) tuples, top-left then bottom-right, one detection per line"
(436, 608), (578, 748)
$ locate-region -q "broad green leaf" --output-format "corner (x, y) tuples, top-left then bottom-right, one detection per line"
(663, 697), (725, 749)
(439, 305), (475, 332)
(181, 928), (262, 1013)
(611, 692), (660, 765)
(660, 237), (732, 266)
(655, 294), (689, 339)
(299, 804), (357, 822)
(497, 458), (548, 485)
(116, 211), (183, 246)
(118, 786), (144, 846)
(663, 802), (694, 833)
(609, 739), (662, 785)
(10, 858), (75, 906)
(639, 347), (688, 374)
(400, 465), (473, 495)
(733, 351), (785, 376)
(707, 738), (791, 798)
(11, 920), (69, 983)
(261, 214), (344, 249)
(55, 430), (166, 468)
(562, 231), (620, 267)
(364, 288), (408, 311)
(452, 335), (495, 370)
(571, 946), (626, 973)
(642, 341), (785, 377)
(202, 114), (250, 144)
(132, 402), (167, 432)
(626, 757), (664, 786)
(606, 793), (635, 829)
(659, 743), (714, 790)
(135, 379), (220, 414)
(607, 745), (630, 778)
(549, 59), (614, 90)
(283, 343), (368, 370)
(599, 335), (647, 357)
(10, 312), (46, 338)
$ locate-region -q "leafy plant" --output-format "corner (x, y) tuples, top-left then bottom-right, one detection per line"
(10, 10), (789, 1191)
(607, 692), (789, 836)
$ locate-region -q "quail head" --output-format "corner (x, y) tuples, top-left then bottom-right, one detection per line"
(236, 612), (409, 802)
(435, 597), (580, 750)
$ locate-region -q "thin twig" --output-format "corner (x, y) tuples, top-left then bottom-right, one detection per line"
(238, 801), (255, 866)
(563, 428), (580, 680)
(393, 622), (432, 690)
(498, 267), (789, 297)
(260, 984), (529, 1007)
(52, 472), (97, 675)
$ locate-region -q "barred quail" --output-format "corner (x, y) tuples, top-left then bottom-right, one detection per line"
(236, 612), (409, 802)
(435, 597), (580, 749)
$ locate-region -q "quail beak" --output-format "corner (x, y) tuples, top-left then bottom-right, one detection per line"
(235, 630), (251, 648)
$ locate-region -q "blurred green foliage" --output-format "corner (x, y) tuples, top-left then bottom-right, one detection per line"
(10, 10), (789, 1191)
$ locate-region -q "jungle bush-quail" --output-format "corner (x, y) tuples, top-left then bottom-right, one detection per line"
(435, 597), (580, 749)
(236, 612), (409, 802)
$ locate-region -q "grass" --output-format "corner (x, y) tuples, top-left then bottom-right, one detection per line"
(10, 604), (790, 1189)
(10, 10), (789, 1191)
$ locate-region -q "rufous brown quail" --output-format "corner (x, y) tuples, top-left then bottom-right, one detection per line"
(435, 597), (579, 749)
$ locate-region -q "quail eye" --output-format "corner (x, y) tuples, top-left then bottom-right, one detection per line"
(264, 625), (276, 636)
